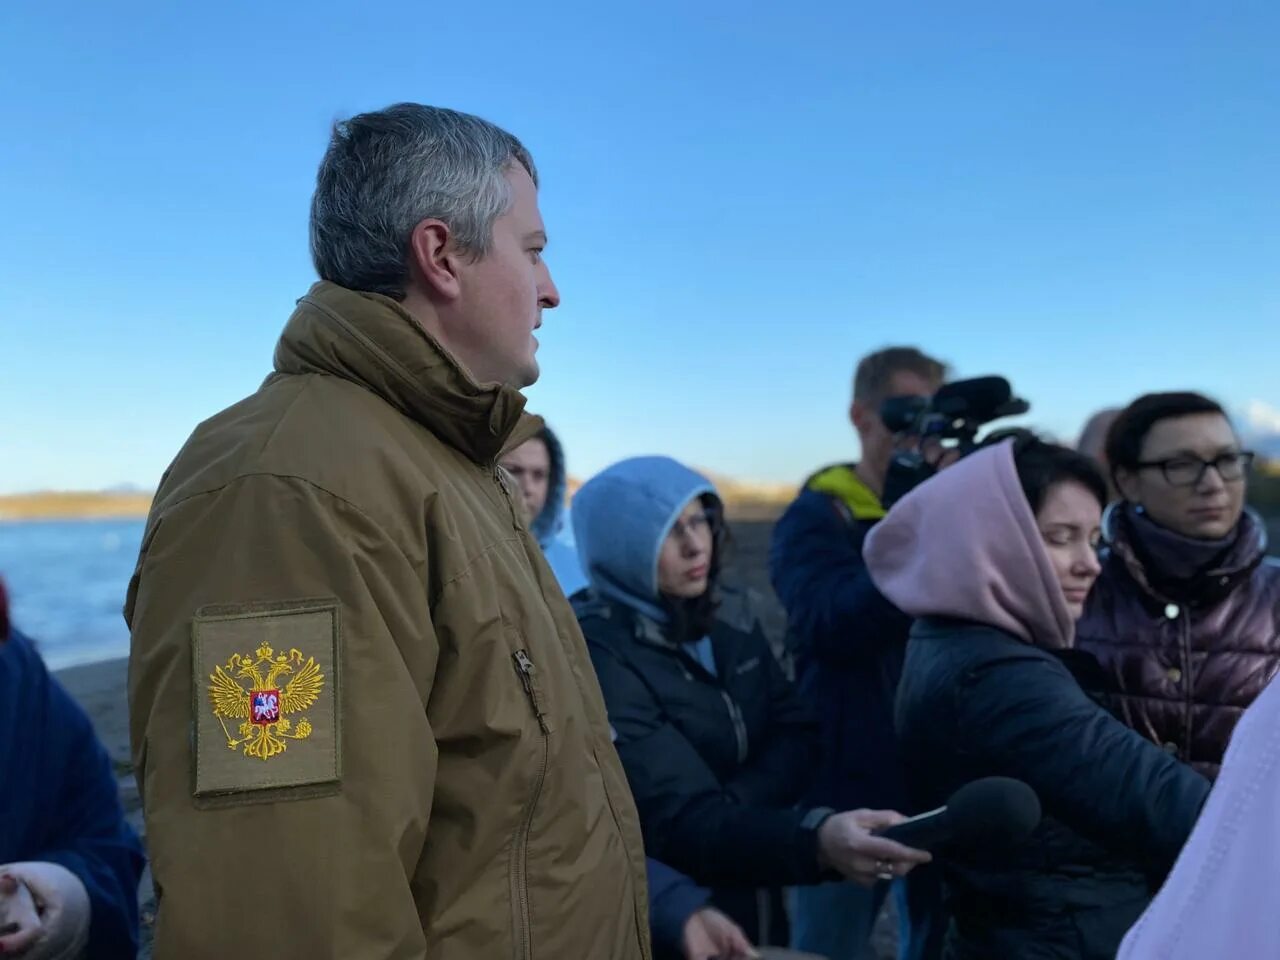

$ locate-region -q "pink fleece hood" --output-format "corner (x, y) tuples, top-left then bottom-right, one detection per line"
(864, 441), (1076, 650)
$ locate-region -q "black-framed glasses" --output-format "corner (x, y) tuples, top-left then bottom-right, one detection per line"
(1134, 451), (1255, 487)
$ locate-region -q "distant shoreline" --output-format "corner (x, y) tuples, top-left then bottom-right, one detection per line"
(0, 492), (153, 522)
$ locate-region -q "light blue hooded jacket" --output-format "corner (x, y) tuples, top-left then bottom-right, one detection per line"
(527, 425), (589, 598)
(572, 456), (718, 626)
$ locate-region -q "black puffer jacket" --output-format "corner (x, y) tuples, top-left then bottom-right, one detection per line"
(576, 586), (821, 949)
(896, 619), (1211, 960)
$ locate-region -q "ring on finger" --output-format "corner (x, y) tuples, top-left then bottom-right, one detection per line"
(874, 860), (894, 881)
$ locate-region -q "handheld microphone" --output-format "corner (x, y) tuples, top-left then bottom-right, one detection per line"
(878, 777), (1041, 852)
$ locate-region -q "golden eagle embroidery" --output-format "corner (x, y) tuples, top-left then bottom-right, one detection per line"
(208, 643), (325, 760)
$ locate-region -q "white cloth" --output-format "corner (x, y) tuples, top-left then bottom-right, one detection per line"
(1118, 673), (1280, 958)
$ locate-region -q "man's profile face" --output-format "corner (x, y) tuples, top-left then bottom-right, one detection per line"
(500, 437), (552, 522)
(451, 165), (560, 389)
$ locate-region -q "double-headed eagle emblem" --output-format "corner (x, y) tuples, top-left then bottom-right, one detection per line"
(208, 642), (325, 760)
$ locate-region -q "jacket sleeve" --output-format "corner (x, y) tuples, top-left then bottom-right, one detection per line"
(769, 491), (911, 667)
(647, 858), (709, 954)
(127, 475), (438, 959)
(33, 677), (145, 960)
(587, 638), (824, 888)
(956, 649), (1210, 871)
(724, 634), (817, 808)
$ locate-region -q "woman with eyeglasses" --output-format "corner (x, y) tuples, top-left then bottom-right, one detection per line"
(571, 457), (929, 957)
(1077, 391), (1280, 777)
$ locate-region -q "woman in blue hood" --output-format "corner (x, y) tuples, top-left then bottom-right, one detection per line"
(499, 423), (588, 598)
(573, 457), (929, 954)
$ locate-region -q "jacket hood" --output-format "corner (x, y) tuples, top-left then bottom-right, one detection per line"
(864, 441), (1076, 650)
(274, 281), (538, 464)
(572, 457), (718, 623)
(531, 424), (569, 546)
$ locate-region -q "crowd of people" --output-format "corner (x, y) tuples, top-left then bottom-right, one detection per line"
(3, 102), (1279, 960)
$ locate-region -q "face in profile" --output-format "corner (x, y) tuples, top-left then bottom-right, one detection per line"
(1116, 413), (1248, 540)
(657, 498), (716, 600)
(445, 164), (561, 389)
(499, 437), (551, 523)
(1036, 480), (1103, 620)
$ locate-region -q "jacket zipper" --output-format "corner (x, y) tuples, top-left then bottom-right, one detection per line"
(494, 466), (527, 526)
(1178, 610), (1193, 758)
(512, 650), (549, 960)
(720, 690), (749, 764)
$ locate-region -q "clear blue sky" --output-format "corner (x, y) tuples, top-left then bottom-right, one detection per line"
(2, 1), (1277, 494)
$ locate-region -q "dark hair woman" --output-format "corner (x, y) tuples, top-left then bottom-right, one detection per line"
(1076, 392), (1280, 778)
(867, 437), (1210, 960)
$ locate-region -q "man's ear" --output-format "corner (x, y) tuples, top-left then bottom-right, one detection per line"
(408, 219), (463, 301)
(850, 400), (873, 434)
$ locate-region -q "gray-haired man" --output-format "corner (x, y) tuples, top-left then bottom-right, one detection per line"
(128, 104), (650, 958)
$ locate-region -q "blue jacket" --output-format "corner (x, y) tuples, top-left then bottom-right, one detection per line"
(769, 464), (913, 811)
(0, 629), (145, 959)
(648, 858), (709, 957)
(530, 425), (589, 599)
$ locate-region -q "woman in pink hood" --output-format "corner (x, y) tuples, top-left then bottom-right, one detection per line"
(866, 436), (1210, 960)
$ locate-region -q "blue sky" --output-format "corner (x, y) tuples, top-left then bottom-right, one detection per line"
(1, 1), (1277, 494)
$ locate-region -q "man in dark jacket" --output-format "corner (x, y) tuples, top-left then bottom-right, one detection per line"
(770, 346), (947, 960)
(0, 588), (145, 960)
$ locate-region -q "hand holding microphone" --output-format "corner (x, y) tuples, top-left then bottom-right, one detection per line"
(816, 777), (1042, 888)
(876, 777), (1042, 855)
(816, 809), (933, 887)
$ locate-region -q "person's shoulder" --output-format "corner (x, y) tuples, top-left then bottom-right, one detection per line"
(910, 618), (1053, 668)
(1, 627), (46, 679)
(1254, 554), (1280, 590)
(571, 591), (633, 646)
(775, 485), (853, 540)
(151, 372), (460, 539)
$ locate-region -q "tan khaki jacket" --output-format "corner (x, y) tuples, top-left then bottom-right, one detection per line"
(126, 282), (650, 959)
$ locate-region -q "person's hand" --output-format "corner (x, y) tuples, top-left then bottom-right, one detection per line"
(921, 437), (962, 472)
(0, 862), (90, 959)
(0, 872), (41, 951)
(816, 809), (932, 887)
(681, 905), (757, 960)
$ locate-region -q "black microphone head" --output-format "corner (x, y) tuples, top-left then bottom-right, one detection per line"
(932, 376), (1015, 421)
(945, 777), (1041, 850)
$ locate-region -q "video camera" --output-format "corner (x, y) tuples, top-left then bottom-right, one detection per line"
(880, 376), (1030, 506)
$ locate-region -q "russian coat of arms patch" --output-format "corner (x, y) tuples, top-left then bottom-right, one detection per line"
(192, 599), (340, 799)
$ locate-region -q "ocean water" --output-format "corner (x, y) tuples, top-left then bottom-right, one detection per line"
(0, 518), (145, 669)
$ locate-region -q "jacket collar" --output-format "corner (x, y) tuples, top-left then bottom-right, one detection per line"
(807, 464), (886, 521)
(274, 281), (537, 465)
(1102, 502), (1268, 605)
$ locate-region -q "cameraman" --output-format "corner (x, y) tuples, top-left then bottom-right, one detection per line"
(769, 346), (947, 960)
